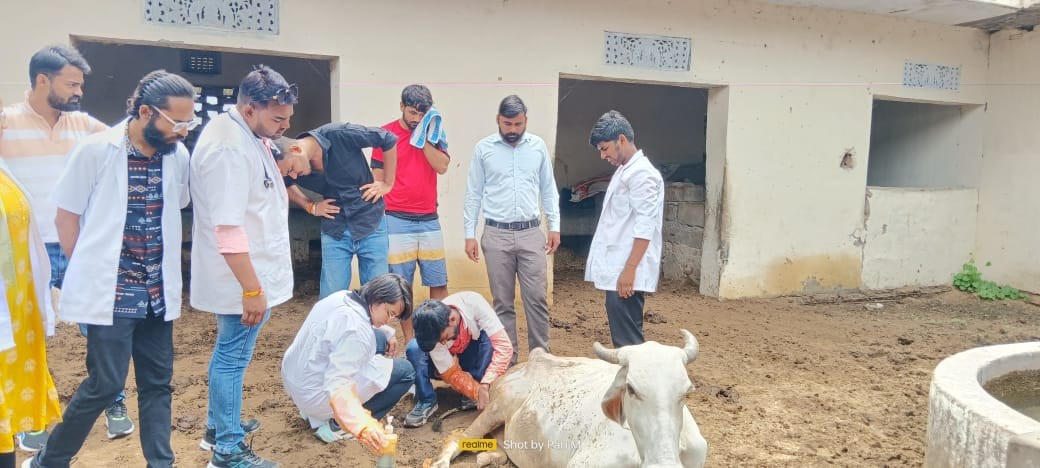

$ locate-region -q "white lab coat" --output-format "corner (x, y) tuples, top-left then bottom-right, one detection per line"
(189, 107), (292, 314)
(585, 151), (665, 293)
(280, 291), (394, 425)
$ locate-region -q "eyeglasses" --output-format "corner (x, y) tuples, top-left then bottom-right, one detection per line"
(268, 84), (299, 105)
(151, 106), (202, 133)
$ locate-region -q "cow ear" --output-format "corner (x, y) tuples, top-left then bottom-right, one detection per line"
(601, 367), (628, 427)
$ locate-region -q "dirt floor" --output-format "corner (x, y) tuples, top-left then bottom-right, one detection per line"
(22, 267), (1040, 467)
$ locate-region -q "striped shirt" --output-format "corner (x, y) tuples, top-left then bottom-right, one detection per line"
(0, 100), (107, 242)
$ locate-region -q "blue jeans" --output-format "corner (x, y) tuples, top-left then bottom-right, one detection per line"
(405, 331), (493, 405)
(207, 310), (270, 455)
(366, 329), (416, 419)
(319, 217), (389, 299)
(45, 242), (67, 289)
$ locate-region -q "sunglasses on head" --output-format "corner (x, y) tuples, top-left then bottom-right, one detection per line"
(266, 84), (298, 105)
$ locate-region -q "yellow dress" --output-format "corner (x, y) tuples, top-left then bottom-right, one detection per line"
(0, 171), (61, 452)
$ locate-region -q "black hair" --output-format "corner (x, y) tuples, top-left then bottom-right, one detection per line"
(401, 84), (433, 113)
(28, 45), (91, 88)
(498, 95), (527, 118)
(412, 300), (452, 352)
(125, 70), (196, 119)
(360, 273), (413, 321)
(237, 65), (298, 107)
(589, 110), (635, 147)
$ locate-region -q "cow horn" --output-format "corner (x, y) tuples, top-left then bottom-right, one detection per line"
(680, 329), (699, 364)
(593, 341), (621, 364)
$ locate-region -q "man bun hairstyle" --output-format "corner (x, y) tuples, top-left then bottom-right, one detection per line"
(125, 70), (196, 119)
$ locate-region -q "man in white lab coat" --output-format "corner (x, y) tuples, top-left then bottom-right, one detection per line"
(585, 110), (665, 348)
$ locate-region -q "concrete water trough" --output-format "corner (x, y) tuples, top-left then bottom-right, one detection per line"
(926, 342), (1040, 467)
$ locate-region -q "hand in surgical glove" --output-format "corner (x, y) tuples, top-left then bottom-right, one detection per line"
(358, 422), (389, 455)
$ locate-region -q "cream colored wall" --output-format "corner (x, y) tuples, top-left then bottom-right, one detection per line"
(861, 187), (977, 290)
(868, 100), (983, 188)
(0, 0), (993, 299)
(977, 28), (1040, 293)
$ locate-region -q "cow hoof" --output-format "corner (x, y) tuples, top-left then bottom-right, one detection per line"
(476, 451), (508, 466)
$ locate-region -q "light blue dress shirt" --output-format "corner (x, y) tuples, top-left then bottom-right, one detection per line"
(464, 132), (560, 238)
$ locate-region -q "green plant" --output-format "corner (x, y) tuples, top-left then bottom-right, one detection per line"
(953, 260), (1027, 301)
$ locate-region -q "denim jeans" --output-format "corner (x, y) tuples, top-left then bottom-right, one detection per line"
(207, 310), (270, 455)
(405, 331), (493, 405)
(39, 316), (174, 468)
(76, 326), (127, 404)
(364, 328), (415, 419)
(319, 217), (389, 299)
(45, 242), (67, 289)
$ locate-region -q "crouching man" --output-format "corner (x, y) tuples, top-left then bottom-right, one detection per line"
(280, 273), (415, 454)
(404, 292), (513, 427)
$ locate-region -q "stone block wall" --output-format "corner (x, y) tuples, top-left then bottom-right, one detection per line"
(662, 182), (705, 284)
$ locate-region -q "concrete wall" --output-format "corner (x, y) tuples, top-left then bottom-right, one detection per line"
(977, 28), (1040, 294)
(861, 187), (977, 290)
(0, 0), (994, 298)
(867, 100), (983, 188)
(663, 183), (706, 284)
(554, 78), (707, 188)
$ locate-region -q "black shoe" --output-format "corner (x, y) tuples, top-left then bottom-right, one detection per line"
(459, 398), (478, 411)
(206, 442), (278, 468)
(199, 419), (262, 451)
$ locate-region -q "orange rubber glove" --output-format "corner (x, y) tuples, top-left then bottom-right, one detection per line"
(440, 362), (480, 401)
(329, 382), (381, 438)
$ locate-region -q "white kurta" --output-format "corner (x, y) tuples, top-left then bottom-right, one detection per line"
(49, 120), (190, 325)
(585, 150), (665, 293)
(189, 107), (292, 314)
(280, 291), (393, 425)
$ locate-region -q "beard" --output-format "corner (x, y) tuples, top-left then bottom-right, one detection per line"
(48, 90), (80, 112)
(402, 114), (419, 130)
(500, 129), (523, 144)
(143, 115), (180, 154)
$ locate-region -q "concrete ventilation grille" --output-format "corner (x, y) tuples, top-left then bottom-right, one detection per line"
(604, 31), (691, 71)
(902, 61), (960, 91)
(143, 0), (279, 35)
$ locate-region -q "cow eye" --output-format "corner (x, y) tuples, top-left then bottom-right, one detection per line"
(626, 383), (640, 399)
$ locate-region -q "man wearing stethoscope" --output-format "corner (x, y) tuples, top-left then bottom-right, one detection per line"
(188, 65), (308, 468)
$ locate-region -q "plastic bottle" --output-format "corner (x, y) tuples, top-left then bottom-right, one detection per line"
(375, 415), (397, 468)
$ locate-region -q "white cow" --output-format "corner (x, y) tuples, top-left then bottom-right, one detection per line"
(428, 330), (708, 468)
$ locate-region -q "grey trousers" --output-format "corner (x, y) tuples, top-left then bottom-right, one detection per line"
(481, 225), (550, 363)
(606, 290), (645, 348)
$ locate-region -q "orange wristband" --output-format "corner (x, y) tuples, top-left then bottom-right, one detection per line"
(243, 287), (264, 298)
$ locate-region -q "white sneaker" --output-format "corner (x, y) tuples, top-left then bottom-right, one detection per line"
(314, 419), (353, 443)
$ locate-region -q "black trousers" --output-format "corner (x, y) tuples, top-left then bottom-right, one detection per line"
(606, 290), (646, 348)
(39, 315), (174, 468)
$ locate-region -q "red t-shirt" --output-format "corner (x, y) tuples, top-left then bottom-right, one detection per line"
(372, 120), (443, 215)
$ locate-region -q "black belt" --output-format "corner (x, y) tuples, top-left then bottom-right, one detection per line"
(486, 219), (540, 231)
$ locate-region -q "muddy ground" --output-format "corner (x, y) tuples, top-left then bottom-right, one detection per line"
(23, 267), (1040, 467)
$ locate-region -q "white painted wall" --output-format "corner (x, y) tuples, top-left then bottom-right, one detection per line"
(868, 100), (984, 188)
(0, 0), (994, 298)
(861, 187), (977, 290)
(976, 28), (1040, 293)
